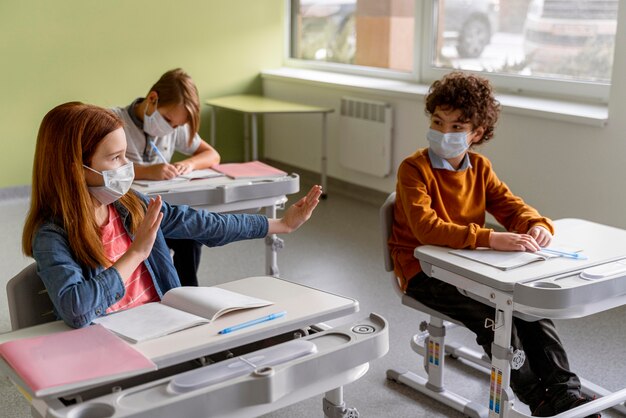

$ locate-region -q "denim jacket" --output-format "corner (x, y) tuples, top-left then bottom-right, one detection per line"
(32, 193), (269, 328)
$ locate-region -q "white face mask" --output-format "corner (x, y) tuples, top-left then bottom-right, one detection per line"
(427, 128), (471, 159)
(83, 162), (135, 205)
(143, 99), (175, 137)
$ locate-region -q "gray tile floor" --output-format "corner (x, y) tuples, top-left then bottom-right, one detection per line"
(1, 188), (625, 418)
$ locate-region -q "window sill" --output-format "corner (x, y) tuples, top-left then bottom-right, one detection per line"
(261, 68), (609, 128)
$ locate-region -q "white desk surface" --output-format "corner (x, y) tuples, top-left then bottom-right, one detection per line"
(131, 173), (296, 195)
(415, 218), (626, 292)
(0, 276), (358, 370)
(205, 94), (334, 115)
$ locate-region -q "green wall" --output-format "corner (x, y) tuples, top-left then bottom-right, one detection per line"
(0, 0), (284, 188)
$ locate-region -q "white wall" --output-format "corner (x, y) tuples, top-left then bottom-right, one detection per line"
(263, 4), (626, 228)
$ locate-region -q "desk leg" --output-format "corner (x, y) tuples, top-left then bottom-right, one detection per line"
(264, 204), (283, 276)
(323, 387), (359, 417)
(210, 107), (216, 148)
(252, 113), (259, 161)
(489, 307), (515, 418)
(321, 113), (328, 199)
(244, 114), (250, 162)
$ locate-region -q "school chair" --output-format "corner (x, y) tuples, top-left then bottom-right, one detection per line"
(380, 192), (491, 418)
(6, 263), (55, 331)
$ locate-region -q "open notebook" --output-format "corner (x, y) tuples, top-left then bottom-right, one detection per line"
(0, 324), (156, 397)
(92, 287), (273, 343)
(449, 248), (556, 271)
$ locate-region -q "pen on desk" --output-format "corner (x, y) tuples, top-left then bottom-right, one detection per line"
(541, 248), (588, 260)
(218, 311), (287, 335)
(149, 141), (168, 164)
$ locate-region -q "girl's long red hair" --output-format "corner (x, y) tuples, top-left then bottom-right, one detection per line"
(22, 102), (145, 268)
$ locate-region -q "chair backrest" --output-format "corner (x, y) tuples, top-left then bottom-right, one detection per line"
(380, 192), (396, 273)
(6, 263), (56, 330)
(380, 192), (405, 297)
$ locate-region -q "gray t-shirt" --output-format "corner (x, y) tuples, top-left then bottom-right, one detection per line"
(111, 98), (201, 165)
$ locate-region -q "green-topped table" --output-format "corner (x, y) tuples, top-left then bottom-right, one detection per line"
(206, 94), (334, 197)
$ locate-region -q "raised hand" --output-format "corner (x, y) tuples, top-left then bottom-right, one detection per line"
(268, 185), (322, 234)
(113, 196), (163, 280)
(129, 196), (164, 259)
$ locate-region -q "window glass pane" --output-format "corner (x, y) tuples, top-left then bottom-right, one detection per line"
(431, 0), (617, 83)
(291, 0), (415, 72)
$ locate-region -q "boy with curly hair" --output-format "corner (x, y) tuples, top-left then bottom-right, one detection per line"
(389, 71), (599, 417)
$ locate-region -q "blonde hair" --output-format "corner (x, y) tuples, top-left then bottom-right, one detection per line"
(149, 68), (200, 144)
(22, 102), (145, 268)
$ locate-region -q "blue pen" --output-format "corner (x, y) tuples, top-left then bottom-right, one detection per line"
(218, 311), (287, 335)
(149, 141), (168, 164)
(541, 248), (588, 260)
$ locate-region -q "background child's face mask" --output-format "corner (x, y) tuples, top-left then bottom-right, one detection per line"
(143, 99), (175, 137)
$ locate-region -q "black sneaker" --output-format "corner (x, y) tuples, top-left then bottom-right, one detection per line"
(533, 394), (601, 417)
(566, 396), (601, 418)
(531, 399), (555, 417)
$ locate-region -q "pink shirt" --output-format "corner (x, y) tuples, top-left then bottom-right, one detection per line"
(101, 205), (159, 313)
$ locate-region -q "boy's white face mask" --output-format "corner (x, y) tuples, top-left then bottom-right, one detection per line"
(83, 162), (135, 205)
(143, 99), (175, 137)
(427, 128), (471, 159)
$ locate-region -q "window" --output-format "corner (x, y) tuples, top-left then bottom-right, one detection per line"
(288, 0), (619, 102)
(289, 0), (416, 76)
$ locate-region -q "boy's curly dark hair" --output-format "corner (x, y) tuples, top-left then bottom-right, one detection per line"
(425, 71), (500, 145)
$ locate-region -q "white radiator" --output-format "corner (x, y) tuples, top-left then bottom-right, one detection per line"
(339, 96), (393, 177)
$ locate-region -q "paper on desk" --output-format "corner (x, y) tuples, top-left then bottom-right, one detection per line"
(213, 161), (287, 179)
(450, 248), (552, 270)
(133, 168), (224, 188)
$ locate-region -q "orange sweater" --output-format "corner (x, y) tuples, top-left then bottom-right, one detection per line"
(389, 149), (554, 291)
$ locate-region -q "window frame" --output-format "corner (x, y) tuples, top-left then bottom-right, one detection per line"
(285, 0), (614, 104)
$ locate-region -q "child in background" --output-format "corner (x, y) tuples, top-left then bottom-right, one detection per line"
(111, 68), (219, 287)
(22, 102), (322, 329)
(389, 72), (599, 417)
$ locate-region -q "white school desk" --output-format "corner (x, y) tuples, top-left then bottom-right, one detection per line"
(413, 218), (626, 418)
(0, 276), (389, 418)
(205, 95), (334, 197)
(132, 173), (300, 276)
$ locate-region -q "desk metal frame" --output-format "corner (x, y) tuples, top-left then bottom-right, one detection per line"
(413, 219), (626, 418)
(205, 94), (334, 197)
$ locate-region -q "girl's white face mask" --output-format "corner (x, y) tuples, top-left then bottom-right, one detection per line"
(83, 162), (135, 205)
(426, 128), (471, 159)
(143, 99), (175, 137)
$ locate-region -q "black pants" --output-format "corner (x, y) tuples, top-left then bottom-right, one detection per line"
(165, 238), (202, 287)
(406, 273), (581, 410)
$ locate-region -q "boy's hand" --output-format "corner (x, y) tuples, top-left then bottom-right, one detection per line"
(173, 161), (194, 175)
(145, 163), (179, 180)
(527, 225), (552, 247)
(489, 231), (541, 252)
